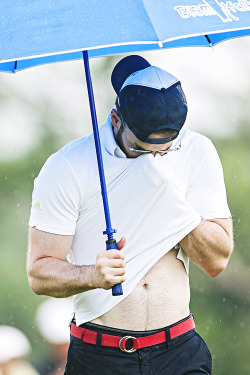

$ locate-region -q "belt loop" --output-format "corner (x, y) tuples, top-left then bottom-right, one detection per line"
(165, 328), (172, 349)
(96, 331), (102, 352)
(81, 331), (85, 341)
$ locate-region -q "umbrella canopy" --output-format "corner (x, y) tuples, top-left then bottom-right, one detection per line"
(0, 0), (250, 72)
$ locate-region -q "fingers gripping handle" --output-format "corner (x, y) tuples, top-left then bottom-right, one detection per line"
(106, 239), (123, 296)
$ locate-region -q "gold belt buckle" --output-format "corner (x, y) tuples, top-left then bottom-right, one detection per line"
(119, 336), (137, 353)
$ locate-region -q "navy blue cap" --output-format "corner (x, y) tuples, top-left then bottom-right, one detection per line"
(111, 56), (187, 144)
(111, 55), (151, 95)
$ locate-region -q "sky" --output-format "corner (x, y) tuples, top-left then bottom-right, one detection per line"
(0, 36), (249, 161)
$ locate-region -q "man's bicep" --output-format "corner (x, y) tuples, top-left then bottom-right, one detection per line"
(28, 226), (73, 267)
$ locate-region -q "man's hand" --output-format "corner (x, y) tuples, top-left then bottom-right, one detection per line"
(27, 227), (127, 297)
(93, 237), (126, 289)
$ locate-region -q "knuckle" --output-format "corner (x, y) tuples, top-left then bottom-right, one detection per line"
(109, 249), (118, 256)
(104, 275), (112, 283)
(96, 252), (104, 261)
(96, 260), (104, 269)
(98, 257), (108, 267)
(112, 250), (120, 258)
(100, 267), (108, 277)
(117, 251), (123, 257)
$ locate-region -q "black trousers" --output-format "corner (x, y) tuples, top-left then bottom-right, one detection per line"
(64, 315), (212, 375)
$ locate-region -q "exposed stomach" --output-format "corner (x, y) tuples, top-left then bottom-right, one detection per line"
(91, 249), (190, 330)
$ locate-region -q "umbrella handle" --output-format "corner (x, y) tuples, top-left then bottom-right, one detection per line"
(106, 239), (123, 296)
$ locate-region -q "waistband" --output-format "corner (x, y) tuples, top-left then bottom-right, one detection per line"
(70, 314), (195, 353)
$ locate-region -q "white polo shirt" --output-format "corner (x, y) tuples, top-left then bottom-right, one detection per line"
(29, 113), (230, 325)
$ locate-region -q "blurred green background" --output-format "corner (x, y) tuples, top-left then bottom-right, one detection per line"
(0, 39), (250, 374)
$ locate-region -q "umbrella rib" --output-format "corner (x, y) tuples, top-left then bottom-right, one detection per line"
(205, 35), (213, 48)
(140, 1), (164, 47)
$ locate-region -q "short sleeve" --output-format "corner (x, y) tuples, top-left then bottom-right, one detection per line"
(28, 153), (81, 235)
(186, 140), (231, 220)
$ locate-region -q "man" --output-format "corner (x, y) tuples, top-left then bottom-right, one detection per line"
(27, 55), (233, 375)
(0, 325), (39, 375)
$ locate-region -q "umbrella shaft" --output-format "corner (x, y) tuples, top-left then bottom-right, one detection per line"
(82, 51), (115, 238)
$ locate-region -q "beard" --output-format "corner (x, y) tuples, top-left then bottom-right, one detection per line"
(115, 125), (127, 155)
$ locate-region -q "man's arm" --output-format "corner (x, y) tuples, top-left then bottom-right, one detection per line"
(180, 217), (233, 277)
(27, 227), (126, 298)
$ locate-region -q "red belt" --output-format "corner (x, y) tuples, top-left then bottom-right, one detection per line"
(70, 316), (195, 353)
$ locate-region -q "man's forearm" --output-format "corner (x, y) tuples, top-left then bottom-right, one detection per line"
(180, 218), (233, 277)
(28, 257), (96, 298)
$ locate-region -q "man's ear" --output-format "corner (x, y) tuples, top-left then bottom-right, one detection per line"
(111, 109), (121, 129)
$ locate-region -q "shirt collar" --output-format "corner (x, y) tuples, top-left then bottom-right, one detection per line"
(99, 110), (127, 158)
(171, 128), (184, 149)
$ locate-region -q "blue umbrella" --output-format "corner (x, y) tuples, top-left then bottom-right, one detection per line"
(1, 0), (250, 295)
(1, 0), (250, 72)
